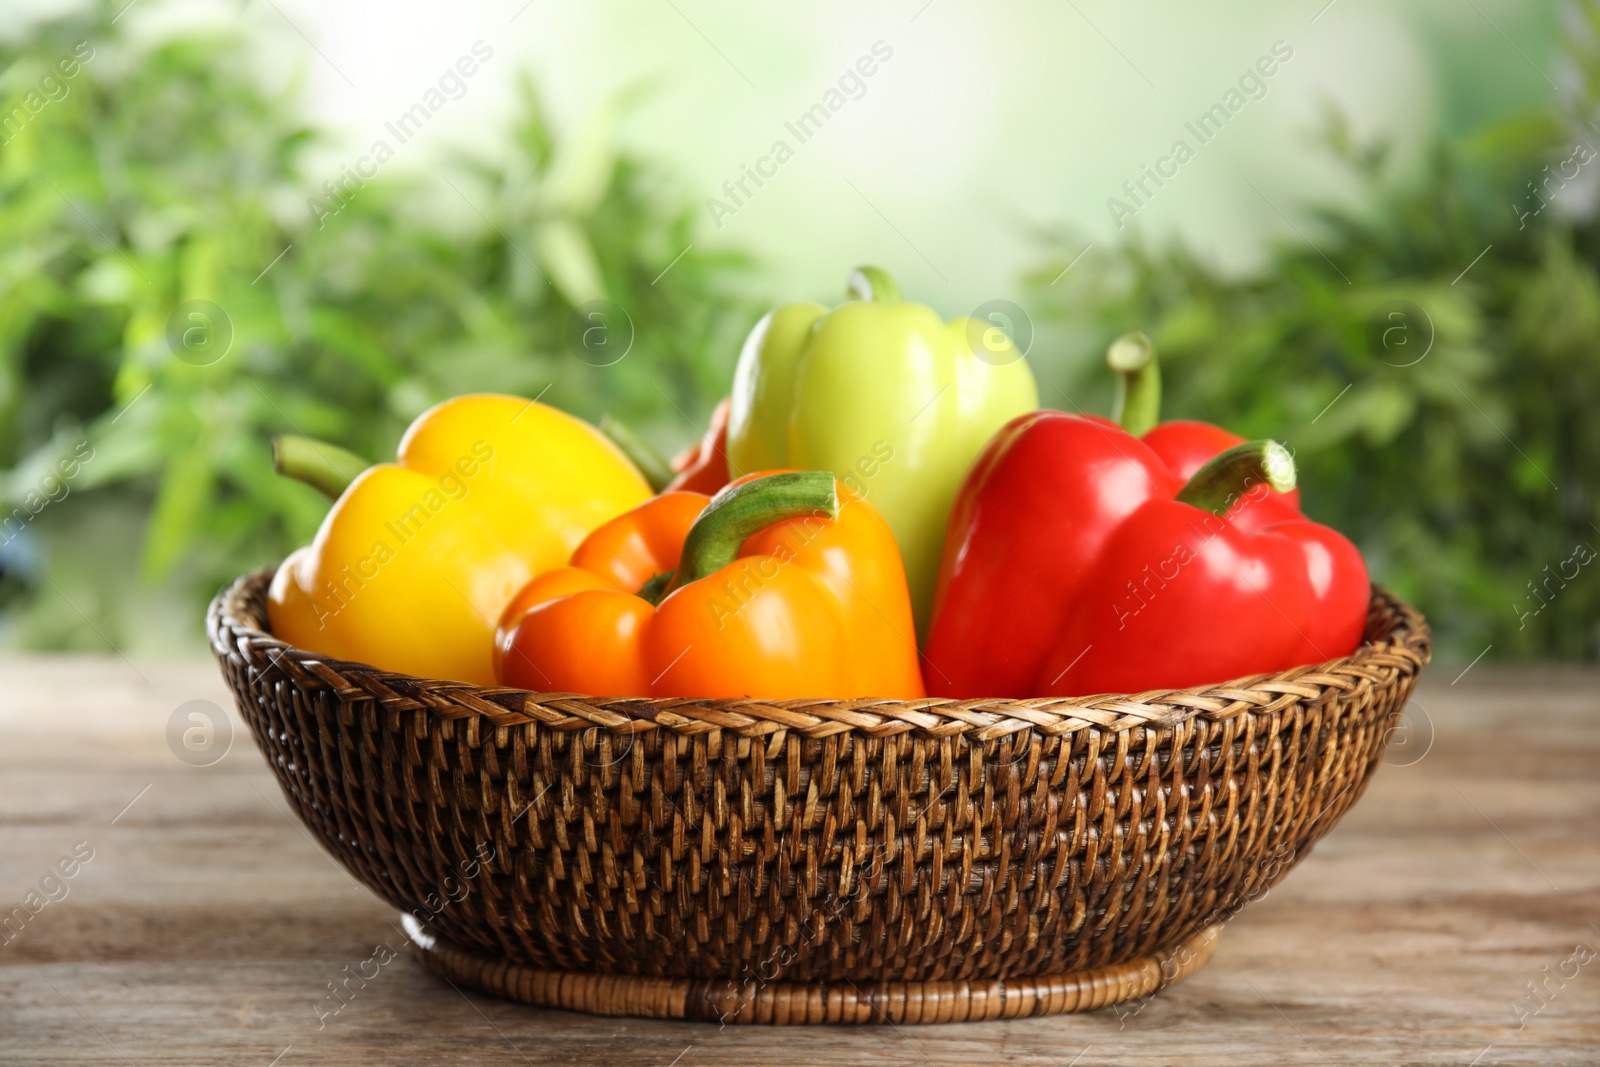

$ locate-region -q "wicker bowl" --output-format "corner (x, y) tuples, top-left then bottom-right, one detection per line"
(209, 570), (1429, 1024)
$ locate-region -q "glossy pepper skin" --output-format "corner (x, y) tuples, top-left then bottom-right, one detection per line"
(726, 267), (1037, 634)
(1142, 421), (1301, 522)
(1108, 332), (1300, 526)
(1036, 442), (1369, 695)
(495, 471), (925, 700)
(268, 395), (652, 686)
(924, 420), (1369, 698)
(923, 411), (1176, 697)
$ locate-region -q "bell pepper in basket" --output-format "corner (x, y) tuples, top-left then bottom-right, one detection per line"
(268, 395), (652, 686)
(1107, 331), (1301, 529)
(726, 266), (1038, 633)
(924, 418), (1369, 697)
(495, 471), (925, 699)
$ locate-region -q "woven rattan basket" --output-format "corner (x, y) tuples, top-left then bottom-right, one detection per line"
(209, 569), (1429, 1024)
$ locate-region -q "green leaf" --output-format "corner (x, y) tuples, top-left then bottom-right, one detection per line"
(541, 98), (618, 217)
(532, 217), (606, 305)
(141, 422), (213, 582)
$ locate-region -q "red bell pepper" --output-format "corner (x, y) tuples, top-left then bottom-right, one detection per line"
(923, 419), (1369, 698)
(664, 397), (732, 495)
(923, 410), (1176, 697)
(1108, 332), (1300, 530)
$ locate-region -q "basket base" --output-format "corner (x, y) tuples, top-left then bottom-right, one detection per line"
(403, 914), (1222, 1024)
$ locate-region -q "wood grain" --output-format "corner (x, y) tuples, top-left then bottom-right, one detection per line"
(1, 656), (1596, 1065)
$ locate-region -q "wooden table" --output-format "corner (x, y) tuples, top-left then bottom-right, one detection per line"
(2, 655), (1596, 1065)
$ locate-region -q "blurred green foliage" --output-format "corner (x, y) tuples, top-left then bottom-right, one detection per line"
(3, 5), (1594, 663)
(0, 8), (758, 652)
(1028, 105), (1600, 662)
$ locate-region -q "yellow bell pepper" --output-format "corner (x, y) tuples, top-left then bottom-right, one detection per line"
(267, 394), (651, 684)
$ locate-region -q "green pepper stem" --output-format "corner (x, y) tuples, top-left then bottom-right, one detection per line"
(846, 266), (902, 303)
(637, 569), (676, 606)
(272, 435), (369, 500)
(660, 471), (839, 598)
(1175, 439), (1297, 515)
(599, 415), (674, 492)
(1107, 331), (1161, 437)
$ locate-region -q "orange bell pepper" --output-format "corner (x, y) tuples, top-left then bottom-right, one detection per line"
(494, 471), (925, 699)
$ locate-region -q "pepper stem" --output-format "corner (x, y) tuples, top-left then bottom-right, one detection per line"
(846, 266), (902, 303)
(599, 415), (674, 492)
(1107, 331), (1161, 437)
(637, 570), (676, 605)
(660, 471), (839, 598)
(272, 435), (369, 500)
(1175, 440), (1297, 516)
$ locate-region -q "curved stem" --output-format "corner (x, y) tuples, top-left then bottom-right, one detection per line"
(846, 266), (902, 303)
(1175, 440), (1296, 516)
(272, 435), (369, 500)
(637, 569), (676, 606)
(661, 471), (839, 598)
(599, 415), (674, 492)
(1107, 331), (1161, 437)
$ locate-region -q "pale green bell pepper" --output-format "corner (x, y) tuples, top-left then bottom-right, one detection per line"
(727, 266), (1039, 633)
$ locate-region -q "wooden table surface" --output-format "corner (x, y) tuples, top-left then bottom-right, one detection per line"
(2, 655), (1596, 1065)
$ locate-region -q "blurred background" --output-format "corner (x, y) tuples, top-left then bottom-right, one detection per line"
(1, 0), (1595, 663)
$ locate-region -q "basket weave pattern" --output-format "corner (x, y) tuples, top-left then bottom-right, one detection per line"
(210, 571), (1429, 1007)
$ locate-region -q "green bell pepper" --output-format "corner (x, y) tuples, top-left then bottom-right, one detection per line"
(727, 265), (1039, 633)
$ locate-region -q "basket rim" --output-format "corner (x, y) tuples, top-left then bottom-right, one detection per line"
(208, 567), (1430, 742)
